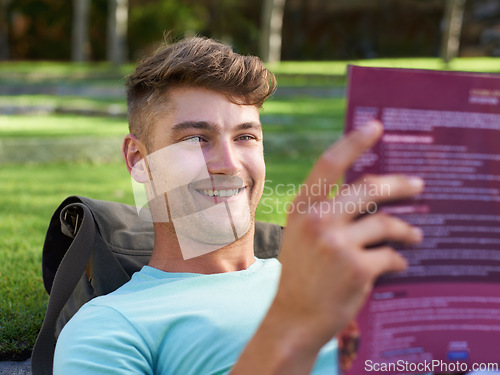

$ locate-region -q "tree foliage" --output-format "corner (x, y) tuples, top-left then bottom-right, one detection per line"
(2, 0), (498, 61)
(128, 0), (208, 59)
(9, 0), (72, 60)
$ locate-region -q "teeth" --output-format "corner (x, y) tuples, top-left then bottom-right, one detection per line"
(200, 188), (243, 197)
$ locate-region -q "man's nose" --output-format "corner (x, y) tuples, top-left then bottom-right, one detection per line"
(205, 140), (241, 176)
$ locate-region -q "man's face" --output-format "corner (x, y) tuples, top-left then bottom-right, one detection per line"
(135, 87), (265, 258)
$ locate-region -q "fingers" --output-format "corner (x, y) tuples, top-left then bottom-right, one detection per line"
(316, 213), (418, 277)
(306, 175), (424, 224)
(345, 213), (423, 247)
(296, 120), (383, 205)
(345, 213), (421, 279)
(288, 174), (424, 224)
(362, 246), (408, 277)
(333, 174), (424, 222)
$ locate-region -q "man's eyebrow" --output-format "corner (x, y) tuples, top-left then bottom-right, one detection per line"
(171, 121), (219, 133)
(236, 122), (262, 131)
(171, 121), (262, 133)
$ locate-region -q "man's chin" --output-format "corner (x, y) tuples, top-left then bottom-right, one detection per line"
(172, 210), (252, 259)
(174, 208), (252, 246)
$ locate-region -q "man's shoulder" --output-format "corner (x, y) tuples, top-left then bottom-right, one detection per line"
(67, 267), (164, 322)
(73, 258), (282, 324)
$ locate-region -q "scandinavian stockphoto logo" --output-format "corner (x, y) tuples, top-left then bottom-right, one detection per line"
(259, 178), (388, 217)
(130, 141), (251, 260)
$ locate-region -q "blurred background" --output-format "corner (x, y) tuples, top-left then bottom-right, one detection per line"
(1, 0), (500, 62)
(1, 0), (499, 365)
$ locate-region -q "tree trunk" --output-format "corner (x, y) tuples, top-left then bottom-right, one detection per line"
(107, 0), (128, 66)
(71, 0), (90, 62)
(0, 0), (11, 59)
(441, 0), (466, 64)
(260, 0), (286, 64)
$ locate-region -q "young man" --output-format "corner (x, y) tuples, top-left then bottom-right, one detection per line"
(54, 37), (424, 374)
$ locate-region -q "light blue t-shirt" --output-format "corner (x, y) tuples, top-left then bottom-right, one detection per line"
(54, 258), (338, 374)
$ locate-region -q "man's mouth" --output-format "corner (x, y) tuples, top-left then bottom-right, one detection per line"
(198, 187), (245, 198)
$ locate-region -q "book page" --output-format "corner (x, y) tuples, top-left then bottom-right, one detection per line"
(344, 66), (500, 374)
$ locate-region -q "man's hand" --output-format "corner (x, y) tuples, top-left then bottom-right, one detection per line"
(232, 121), (424, 374)
(272, 120), (424, 351)
(273, 120), (423, 352)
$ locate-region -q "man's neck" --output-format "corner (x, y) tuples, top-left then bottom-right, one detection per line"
(148, 223), (256, 274)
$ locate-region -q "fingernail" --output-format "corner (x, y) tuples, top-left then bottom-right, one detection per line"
(408, 176), (424, 191)
(411, 227), (423, 241)
(358, 121), (381, 136)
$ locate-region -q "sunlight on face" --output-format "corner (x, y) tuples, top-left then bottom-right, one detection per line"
(131, 141), (252, 260)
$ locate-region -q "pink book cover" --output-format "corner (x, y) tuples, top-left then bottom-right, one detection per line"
(343, 65), (500, 374)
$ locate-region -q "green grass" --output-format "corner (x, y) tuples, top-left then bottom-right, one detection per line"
(0, 115), (128, 138)
(0, 155), (313, 359)
(2, 57), (498, 78)
(0, 162), (134, 360)
(0, 95), (343, 125)
(1, 57), (498, 87)
(269, 57), (500, 76)
(0, 98), (343, 137)
(0, 95), (126, 110)
(272, 57), (500, 86)
(0, 100), (343, 165)
(265, 96), (344, 118)
(263, 96), (345, 132)
(257, 155), (315, 225)
(0, 61), (133, 80)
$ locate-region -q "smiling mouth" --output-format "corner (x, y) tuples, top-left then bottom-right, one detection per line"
(197, 187), (245, 198)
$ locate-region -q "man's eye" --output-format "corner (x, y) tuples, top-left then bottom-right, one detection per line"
(236, 135), (256, 141)
(184, 136), (205, 143)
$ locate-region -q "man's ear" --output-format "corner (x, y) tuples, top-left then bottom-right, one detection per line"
(123, 134), (150, 183)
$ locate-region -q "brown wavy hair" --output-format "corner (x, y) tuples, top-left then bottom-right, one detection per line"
(126, 36), (277, 148)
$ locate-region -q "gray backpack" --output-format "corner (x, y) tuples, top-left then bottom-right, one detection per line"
(31, 196), (283, 375)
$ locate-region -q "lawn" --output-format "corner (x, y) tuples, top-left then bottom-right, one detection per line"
(0, 114), (127, 137)
(268, 56), (500, 85)
(1, 56), (499, 86)
(0, 97), (345, 137)
(0, 95), (126, 111)
(1, 56), (498, 360)
(0, 162), (133, 359)
(0, 156), (313, 360)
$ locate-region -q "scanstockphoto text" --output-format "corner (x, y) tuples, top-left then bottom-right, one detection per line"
(260, 178), (390, 217)
(365, 359), (499, 373)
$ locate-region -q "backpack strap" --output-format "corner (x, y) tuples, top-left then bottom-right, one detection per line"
(31, 203), (95, 375)
(254, 220), (283, 258)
